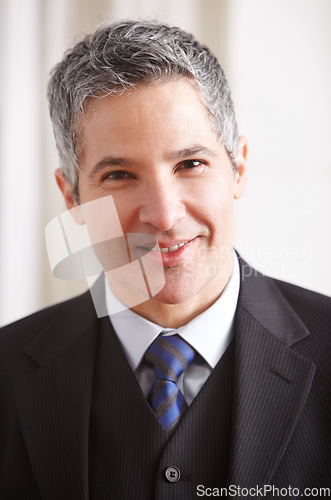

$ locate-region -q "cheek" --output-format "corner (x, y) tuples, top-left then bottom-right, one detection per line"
(193, 180), (235, 230)
(84, 196), (123, 241)
(110, 194), (138, 232)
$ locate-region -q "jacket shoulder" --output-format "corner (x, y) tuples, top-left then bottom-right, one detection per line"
(237, 254), (330, 356)
(273, 278), (331, 323)
(271, 278), (331, 365)
(0, 291), (92, 364)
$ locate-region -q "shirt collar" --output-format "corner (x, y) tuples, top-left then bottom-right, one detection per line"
(105, 250), (240, 370)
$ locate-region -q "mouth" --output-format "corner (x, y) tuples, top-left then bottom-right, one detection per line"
(135, 238), (197, 266)
(138, 241), (189, 253)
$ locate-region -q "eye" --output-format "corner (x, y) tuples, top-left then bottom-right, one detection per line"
(176, 159), (207, 172)
(101, 170), (133, 181)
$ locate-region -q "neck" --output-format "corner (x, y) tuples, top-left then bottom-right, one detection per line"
(130, 291), (225, 329)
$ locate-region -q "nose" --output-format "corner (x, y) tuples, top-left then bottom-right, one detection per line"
(138, 180), (186, 231)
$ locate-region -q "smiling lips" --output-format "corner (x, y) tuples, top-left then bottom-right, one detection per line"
(158, 242), (187, 253)
(139, 240), (190, 253)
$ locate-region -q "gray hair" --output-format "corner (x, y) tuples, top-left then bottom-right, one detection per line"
(48, 19), (239, 200)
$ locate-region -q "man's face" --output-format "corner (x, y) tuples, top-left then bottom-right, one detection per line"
(58, 78), (246, 308)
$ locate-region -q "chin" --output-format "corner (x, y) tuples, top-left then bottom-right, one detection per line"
(151, 271), (202, 305)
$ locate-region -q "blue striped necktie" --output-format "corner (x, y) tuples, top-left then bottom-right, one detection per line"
(145, 334), (195, 433)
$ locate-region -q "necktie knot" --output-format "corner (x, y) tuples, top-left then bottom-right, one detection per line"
(145, 334), (195, 433)
(145, 334), (195, 382)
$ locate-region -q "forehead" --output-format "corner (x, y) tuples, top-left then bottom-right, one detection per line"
(84, 78), (209, 124)
(77, 78), (217, 163)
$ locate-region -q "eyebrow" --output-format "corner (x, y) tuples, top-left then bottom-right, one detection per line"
(88, 157), (134, 177)
(166, 145), (218, 161)
(88, 144), (218, 178)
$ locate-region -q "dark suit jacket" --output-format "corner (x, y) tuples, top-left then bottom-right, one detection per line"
(0, 257), (330, 498)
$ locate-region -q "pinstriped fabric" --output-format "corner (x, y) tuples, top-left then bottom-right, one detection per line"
(89, 317), (170, 499)
(155, 340), (236, 499)
(13, 329), (96, 499)
(90, 318), (235, 499)
(226, 259), (331, 489)
(145, 335), (195, 433)
(229, 307), (316, 487)
(269, 280), (331, 489)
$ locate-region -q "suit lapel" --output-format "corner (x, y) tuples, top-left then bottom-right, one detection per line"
(228, 258), (316, 487)
(13, 290), (99, 499)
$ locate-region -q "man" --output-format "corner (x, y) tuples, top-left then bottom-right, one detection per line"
(0, 19), (330, 499)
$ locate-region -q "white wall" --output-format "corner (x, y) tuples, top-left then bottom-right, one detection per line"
(228, 0), (331, 295)
(0, 0), (43, 325)
(0, 0), (330, 326)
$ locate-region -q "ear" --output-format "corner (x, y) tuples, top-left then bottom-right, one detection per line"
(233, 136), (248, 200)
(55, 168), (85, 225)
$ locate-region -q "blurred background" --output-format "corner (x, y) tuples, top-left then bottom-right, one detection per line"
(1, 0), (330, 326)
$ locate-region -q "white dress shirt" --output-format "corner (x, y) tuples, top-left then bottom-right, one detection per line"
(105, 251), (240, 405)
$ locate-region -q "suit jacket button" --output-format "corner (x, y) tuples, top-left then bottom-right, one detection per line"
(165, 466), (181, 482)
